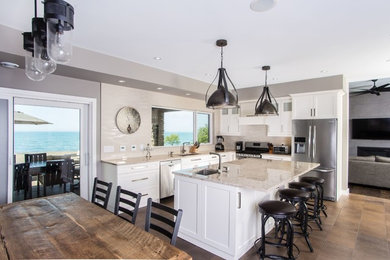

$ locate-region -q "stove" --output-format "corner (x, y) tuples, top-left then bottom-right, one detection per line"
(236, 141), (269, 159)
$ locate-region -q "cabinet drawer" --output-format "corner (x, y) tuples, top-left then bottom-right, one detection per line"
(118, 171), (159, 190)
(137, 186), (160, 208)
(117, 162), (159, 175)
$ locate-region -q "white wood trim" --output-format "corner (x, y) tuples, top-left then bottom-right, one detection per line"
(289, 89), (345, 97)
(0, 87), (97, 202)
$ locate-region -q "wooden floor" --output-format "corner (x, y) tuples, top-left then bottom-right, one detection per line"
(137, 194), (390, 260)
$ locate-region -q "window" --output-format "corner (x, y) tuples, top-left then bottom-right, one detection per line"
(152, 107), (211, 146)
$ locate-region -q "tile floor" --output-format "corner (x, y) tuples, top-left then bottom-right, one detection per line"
(135, 194), (390, 260)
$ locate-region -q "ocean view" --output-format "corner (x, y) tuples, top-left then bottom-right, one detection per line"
(164, 131), (193, 144)
(14, 131), (80, 153)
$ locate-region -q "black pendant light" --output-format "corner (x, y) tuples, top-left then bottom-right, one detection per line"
(205, 39), (238, 109)
(255, 66), (278, 115)
(23, 0), (74, 81)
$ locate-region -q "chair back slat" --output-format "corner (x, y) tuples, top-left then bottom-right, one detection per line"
(144, 198), (183, 245)
(150, 223), (173, 239)
(14, 163), (31, 199)
(151, 212), (176, 228)
(91, 177), (112, 209)
(25, 153), (47, 163)
(114, 186), (141, 224)
(119, 197), (136, 208)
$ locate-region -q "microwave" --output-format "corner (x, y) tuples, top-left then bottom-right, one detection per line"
(273, 145), (289, 154)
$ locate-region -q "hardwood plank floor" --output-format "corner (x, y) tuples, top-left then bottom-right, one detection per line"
(134, 194), (390, 260)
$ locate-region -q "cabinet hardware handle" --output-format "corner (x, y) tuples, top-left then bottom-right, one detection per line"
(191, 158), (202, 161)
(238, 192), (242, 209)
(132, 177), (149, 182)
(310, 108), (312, 117)
(314, 108), (316, 117)
(141, 193), (149, 197)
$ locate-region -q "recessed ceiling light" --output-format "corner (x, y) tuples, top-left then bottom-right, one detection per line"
(157, 87), (163, 90)
(154, 57), (162, 60)
(386, 59), (390, 62)
(320, 70), (327, 73)
(272, 77), (277, 81)
(118, 80), (126, 83)
(0, 61), (19, 69)
(185, 93), (191, 96)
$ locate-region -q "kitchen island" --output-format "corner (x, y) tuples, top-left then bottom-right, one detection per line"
(173, 158), (319, 260)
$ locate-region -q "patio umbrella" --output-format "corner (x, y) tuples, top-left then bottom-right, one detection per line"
(14, 111), (52, 125)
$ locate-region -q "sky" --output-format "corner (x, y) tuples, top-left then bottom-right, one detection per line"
(14, 105), (80, 132)
(164, 111), (209, 132)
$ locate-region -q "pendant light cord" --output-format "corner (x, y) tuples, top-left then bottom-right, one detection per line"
(265, 70), (268, 87)
(220, 45), (224, 68)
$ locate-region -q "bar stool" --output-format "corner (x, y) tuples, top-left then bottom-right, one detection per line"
(300, 176), (327, 218)
(258, 200), (297, 260)
(288, 182), (322, 231)
(279, 188), (313, 252)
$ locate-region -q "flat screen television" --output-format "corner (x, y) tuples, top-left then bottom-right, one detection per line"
(352, 118), (390, 140)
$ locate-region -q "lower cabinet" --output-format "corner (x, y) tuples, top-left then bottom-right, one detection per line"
(175, 175), (265, 259)
(101, 161), (160, 211)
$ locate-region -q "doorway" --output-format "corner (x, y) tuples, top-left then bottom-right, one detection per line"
(0, 87), (96, 204)
(13, 103), (81, 201)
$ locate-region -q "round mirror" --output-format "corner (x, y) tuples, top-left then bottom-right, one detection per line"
(115, 107), (141, 134)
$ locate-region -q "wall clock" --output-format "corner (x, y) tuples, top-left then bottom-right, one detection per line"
(115, 107), (141, 134)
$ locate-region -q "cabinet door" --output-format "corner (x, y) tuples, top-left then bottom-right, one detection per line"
(175, 177), (202, 238)
(292, 95), (314, 119)
(219, 109), (230, 135)
(280, 100), (292, 136)
(228, 113), (240, 135)
(313, 92), (337, 119)
(202, 183), (236, 254)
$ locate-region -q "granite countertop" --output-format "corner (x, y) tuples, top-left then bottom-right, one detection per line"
(173, 158), (320, 192)
(101, 150), (236, 165)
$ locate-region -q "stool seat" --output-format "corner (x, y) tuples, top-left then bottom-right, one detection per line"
(279, 188), (311, 200)
(289, 181), (316, 192)
(258, 200), (296, 217)
(300, 176), (325, 185)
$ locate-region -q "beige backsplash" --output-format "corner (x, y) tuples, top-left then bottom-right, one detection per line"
(222, 125), (291, 150)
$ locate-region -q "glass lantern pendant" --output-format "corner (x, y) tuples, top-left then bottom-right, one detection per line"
(44, 0), (74, 64)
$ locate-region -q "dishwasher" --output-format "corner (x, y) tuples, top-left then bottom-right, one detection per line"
(160, 159), (181, 199)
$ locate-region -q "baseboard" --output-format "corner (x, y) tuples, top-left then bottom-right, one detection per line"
(341, 188), (350, 196)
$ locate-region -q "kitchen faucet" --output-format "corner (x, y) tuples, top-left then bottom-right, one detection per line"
(181, 142), (191, 154)
(209, 152), (221, 173)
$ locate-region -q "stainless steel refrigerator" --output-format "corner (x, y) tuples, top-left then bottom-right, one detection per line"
(292, 119), (337, 201)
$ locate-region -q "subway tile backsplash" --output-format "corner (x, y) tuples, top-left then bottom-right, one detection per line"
(221, 125), (291, 150)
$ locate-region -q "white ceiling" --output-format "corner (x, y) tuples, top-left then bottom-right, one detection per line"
(1, 0), (390, 88)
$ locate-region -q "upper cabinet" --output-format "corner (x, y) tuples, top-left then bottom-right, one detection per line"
(219, 107), (240, 136)
(291, 90), (343, 120)
(266, 97), (292, 137)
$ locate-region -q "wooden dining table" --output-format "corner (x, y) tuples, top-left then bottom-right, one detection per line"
(0, 193), (191, 259)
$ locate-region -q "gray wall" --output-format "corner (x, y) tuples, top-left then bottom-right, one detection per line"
(0, 99), (8, 204)
(0, 67), (102, 186)
(238, 75), (344, 101)
(349, 92), (390, 156)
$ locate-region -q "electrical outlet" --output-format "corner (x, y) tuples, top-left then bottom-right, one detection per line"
(131, 145), (136, 151)
(120, 145), (126, 152)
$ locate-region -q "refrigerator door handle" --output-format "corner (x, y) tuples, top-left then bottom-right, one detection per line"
(308, 125), (312, 159)
(313, 125), (317, 159)
(314, 168), (334, 173)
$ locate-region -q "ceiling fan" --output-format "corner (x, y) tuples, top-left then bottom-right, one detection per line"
(350, 79), (390, 96)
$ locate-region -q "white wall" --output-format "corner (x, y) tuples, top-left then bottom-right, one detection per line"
(101, 83), (216, 160)
(349, 92), (390, 156)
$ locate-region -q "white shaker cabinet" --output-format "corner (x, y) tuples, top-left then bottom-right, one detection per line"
(219, 108), (240, 135)
(291, 91), (341, 120)
(101, 161), (160, 211)
(266, 97), (292, 137)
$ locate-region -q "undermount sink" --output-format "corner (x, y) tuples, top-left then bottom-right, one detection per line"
(195, 168), (219, 176)
(178, 153), (199, 156)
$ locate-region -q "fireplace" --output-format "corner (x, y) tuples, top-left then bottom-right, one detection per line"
(357, 146), (390, 157)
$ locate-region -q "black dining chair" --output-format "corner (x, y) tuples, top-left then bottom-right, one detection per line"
(60, 159), (77, 193)
(114, 186), (142, 224)
(25, 153), (47, 196)
(91, 177), (112, 209)
(14, 163), (32, 200)
(144, 197), (183, 246)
